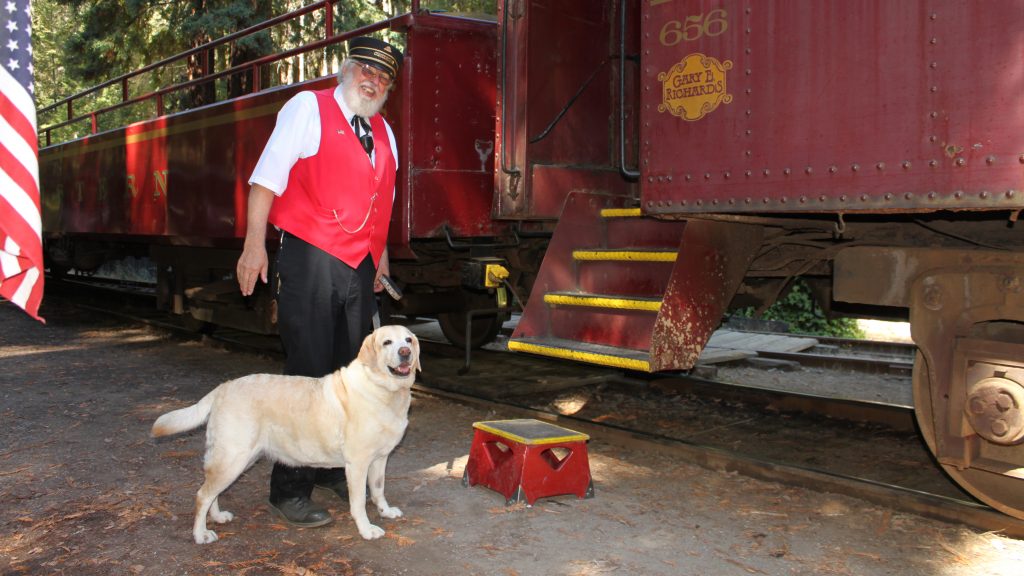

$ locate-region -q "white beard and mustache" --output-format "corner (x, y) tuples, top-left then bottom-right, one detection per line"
(340, 68), (389, 118)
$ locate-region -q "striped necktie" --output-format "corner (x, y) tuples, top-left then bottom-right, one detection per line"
(352, 115), (374, 156)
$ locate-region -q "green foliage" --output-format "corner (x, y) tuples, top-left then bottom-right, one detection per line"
(34, 0), (476, 142)
(421, 0), (496, 17)
(734, 279), (865, 339)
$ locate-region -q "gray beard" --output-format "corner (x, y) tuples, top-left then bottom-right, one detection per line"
(342, 78), (388, 118)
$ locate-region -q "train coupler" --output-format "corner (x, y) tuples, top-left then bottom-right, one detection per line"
(459, 257), (510, 290)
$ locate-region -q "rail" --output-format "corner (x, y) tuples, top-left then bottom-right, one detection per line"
(37, 0), (422, 147)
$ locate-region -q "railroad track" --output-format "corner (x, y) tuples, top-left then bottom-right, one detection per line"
(413, 383), (1024, 538)
(754, 334), (915, 376)
(412, 343), (1024, 538)
(46, 285), (1024, 537)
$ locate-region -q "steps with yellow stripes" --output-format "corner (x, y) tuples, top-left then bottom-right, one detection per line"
(509, 192), (688, 372)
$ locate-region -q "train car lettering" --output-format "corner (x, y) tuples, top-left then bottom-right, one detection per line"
(658, 53), (733, 121)
(153, 170), (168, 199)
(126, 174), (137, 198)
(659, 9), (729, 46)
(704, 9), (728, 37)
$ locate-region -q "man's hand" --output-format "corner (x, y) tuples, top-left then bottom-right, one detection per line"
(236, 184), (276, 296)
(373, 248), (390, 293)
(237, 245), (268, 296)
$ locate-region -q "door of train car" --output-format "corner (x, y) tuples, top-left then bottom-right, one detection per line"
(635, 1), (1024, 519)
(494, 0), (639, 219)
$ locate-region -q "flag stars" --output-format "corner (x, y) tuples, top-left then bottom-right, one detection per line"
(7, 58), (19, 71)
(5, 19), (16, 33)
(4, 1), (15, 13)
(6, 39), (16, 52)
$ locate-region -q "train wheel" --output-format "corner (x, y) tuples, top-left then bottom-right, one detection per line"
(913, 351), (1024, 518)
(438, 311), (504, 349)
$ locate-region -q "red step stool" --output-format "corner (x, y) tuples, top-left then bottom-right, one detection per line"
(462, 419), (594, 505)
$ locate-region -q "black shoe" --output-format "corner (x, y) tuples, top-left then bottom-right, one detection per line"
(314, 478), (349, 501)
(268, 497), (333, 528)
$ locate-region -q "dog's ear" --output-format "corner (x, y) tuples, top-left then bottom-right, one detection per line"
(357, 331), (378, 367)
(411, 333), (422, 372)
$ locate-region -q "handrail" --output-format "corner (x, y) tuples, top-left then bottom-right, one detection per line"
(37, 0), (334, 118)
(498, 0), (522, 197)
(40, 18), (395, 139)
(619, 0), (639, 180)
(38, 0), (422, 145)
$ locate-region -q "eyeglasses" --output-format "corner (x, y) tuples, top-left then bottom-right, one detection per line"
(356, 62), (394, 87)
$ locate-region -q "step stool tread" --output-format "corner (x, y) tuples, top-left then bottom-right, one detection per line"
(473, 419), (589, 445)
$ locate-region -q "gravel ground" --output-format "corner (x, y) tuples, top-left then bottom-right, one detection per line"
(2, 299), (1023, 575)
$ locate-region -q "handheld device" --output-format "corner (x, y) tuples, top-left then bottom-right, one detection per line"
(378, 274), (403, 300)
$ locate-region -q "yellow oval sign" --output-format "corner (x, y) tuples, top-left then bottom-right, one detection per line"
(658, 53), (733, 121)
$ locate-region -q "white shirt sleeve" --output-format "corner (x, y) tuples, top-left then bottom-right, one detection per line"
(383, 118), (398, 202)
(248, 92), (322, 195)
(383, 120), (398, 170)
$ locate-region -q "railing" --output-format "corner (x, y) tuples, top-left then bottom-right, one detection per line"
(37, 0), (422, 147)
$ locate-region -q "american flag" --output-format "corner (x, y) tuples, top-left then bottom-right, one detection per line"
(0, 0), (43, 322)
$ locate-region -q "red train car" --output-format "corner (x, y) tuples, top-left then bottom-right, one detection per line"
(38, 1), (1024, 518)
(506, 0), (1024, 519)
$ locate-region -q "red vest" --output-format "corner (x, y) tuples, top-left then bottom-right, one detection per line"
(268, 88), (396, 268)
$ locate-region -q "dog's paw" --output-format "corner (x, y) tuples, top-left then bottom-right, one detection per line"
(358, 523), (386, 540)
(211, 508), (235, 522)
(194, 529), (219, 544)
(379, 505), (402, 519)
(210, 510), (234, 524)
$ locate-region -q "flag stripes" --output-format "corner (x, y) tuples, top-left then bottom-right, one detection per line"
(0, 1), (44, 322)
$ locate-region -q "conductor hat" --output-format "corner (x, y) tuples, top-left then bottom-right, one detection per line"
(348, 36), (403, 79)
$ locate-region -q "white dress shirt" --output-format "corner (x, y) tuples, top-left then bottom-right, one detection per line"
(249, 85), (398, 196)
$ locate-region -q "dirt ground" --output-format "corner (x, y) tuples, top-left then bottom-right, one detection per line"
(2, 300), (1023, 576)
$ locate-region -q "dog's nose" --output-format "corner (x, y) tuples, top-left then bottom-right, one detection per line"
(398, 346), (411, 359)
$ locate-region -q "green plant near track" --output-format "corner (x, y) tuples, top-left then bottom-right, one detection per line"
(733, 279), (864, 339)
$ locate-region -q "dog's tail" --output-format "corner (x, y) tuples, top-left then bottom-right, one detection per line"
(151, 390), (216, 438)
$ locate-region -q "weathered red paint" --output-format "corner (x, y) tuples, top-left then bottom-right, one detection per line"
(650, 220), (763, 371)
(639, 0), (1024, 215)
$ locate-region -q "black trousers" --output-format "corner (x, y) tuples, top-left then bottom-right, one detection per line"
(269, 232), (376, 503)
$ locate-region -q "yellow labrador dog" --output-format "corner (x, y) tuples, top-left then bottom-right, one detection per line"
(151, 325), (420, 544)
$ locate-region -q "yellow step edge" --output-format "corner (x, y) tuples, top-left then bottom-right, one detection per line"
(472, 420), (589, 444)
(508, 340), (651, 372)
(573, 250), (677, 262)
(544, 293), (661, 312)
(600, 207), (642, 218)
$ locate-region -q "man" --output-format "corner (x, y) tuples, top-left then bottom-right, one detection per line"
(235, 36), (403, 528)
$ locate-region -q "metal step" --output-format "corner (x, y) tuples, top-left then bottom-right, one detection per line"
(599, 207), (642, 218)
(507, 336), (652, 372)
(600, 208), (687, 248)
(543, 292), (662, 312)
(572, 248), (677, 262)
